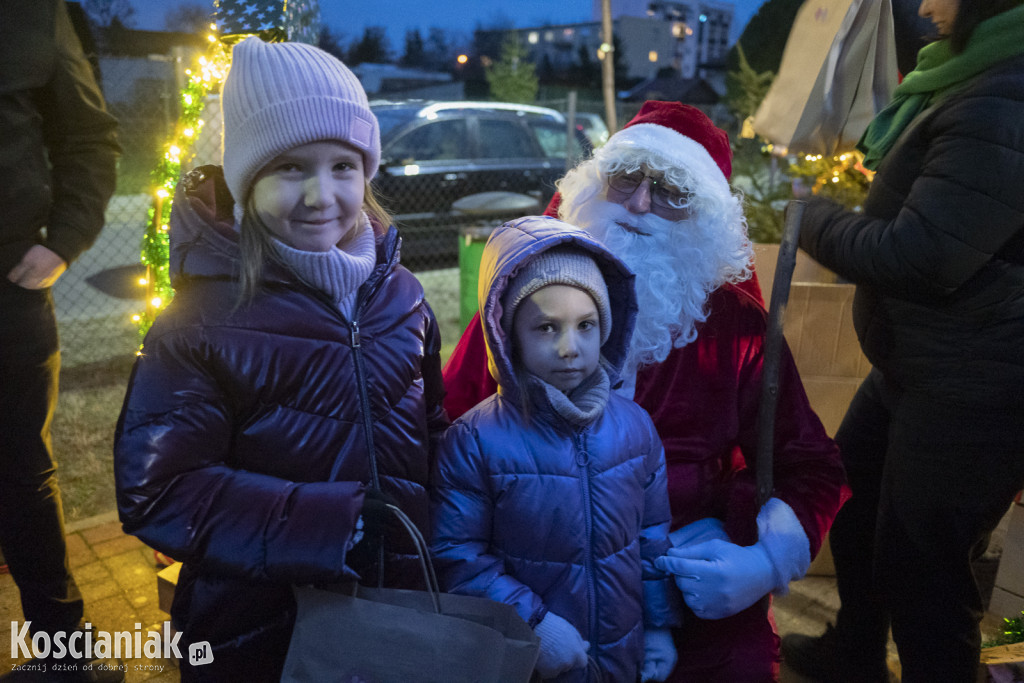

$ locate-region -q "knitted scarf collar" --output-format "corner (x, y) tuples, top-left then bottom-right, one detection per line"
(271, 212), (377, 308)
(857, 3), (1024, 170)
(526, 364), (611, 429)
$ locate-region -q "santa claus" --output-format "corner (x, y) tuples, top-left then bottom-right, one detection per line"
(442, 101), (849, 681)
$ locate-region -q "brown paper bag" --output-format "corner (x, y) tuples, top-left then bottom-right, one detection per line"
(280, 505), (540, 683)
(752, 0), (898, 155)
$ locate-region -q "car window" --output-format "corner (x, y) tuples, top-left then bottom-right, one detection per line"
(477, 118), (537, 159)
(373, 108), (418, 139)
(386, 119), (470, 164)
(527, 119), (587, 159)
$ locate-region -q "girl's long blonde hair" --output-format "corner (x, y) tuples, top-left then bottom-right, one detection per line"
(235, 180), (392, 306)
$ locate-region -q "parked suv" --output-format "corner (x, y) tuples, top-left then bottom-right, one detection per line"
(369, 101), (589, 269)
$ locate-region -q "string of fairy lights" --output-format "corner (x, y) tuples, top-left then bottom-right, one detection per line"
(133, 31), (230, 344)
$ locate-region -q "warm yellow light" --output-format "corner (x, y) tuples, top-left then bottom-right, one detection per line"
(156, 188), (170, 199)
(132, 314), (141, 322)
(831, 176), (840, 183)
(183, 127), (195, 138)
(456, 54), (468, 65)
(648, 51), (658, 62)
(151, 297), (163, 308)
(138, 278), (148, 286)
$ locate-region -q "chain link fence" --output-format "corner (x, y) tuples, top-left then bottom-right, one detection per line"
(54, 54), (178, 368)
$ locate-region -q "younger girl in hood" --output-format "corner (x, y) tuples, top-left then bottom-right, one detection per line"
(113, 37), (447, 681)
(430, 215), (682, 682)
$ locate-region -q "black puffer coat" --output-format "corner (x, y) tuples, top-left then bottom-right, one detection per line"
(114, 166), (448, 681)
(799, 53), (1024, 409)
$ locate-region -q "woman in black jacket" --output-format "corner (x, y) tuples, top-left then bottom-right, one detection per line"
(113, 38), (447, 681)
(781, 1), (1024, 681)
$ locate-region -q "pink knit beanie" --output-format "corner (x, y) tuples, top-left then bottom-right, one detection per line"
(221, 37), (380, 203)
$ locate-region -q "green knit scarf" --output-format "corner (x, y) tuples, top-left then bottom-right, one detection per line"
(857, 3), (1024, 170)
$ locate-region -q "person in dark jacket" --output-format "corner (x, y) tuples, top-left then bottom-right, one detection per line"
(781, 1), (1024, 681)
(113, 37), (447, 682)
(1, 1), (120, 680)
(431, 215), (681, 682)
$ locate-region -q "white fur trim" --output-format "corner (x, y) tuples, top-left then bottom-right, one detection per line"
(606, 122), (731, 197)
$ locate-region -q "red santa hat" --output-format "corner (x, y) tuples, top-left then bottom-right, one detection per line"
(604, 101), (733, 200)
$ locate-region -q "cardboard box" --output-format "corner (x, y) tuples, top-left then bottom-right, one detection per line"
(978, 642), (1024, 682)
(991, 503), (1024, 620)
(753, 247), (872, 577)
(157, 562), (182, 614)
(752, 245), (869, 438)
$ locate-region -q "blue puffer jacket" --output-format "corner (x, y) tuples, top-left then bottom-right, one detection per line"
(431, 216), (681, 682)
(114, 166), (448, 681)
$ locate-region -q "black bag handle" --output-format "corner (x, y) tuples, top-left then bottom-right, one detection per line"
(379, 503), (442, 613)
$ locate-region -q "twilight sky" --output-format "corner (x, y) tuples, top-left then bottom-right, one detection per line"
(127, 0), (766, 48)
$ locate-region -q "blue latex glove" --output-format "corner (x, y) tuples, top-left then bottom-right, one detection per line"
(640, 627), (677, 682)
(533, 611), (589, 679)
(669, 517), (731, 548)
(654, 498), (810, 620)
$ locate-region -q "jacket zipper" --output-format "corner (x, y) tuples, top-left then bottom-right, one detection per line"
(574, 429), (598, 662)
(344, 303), (387, 586)
(348, 318), (380, 489)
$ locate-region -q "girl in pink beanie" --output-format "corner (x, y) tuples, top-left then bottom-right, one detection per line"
(114, 37), (447, 681)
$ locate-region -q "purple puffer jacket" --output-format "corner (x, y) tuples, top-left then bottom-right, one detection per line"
(114, 166), (447, 681)
(431, 216), (682, 682)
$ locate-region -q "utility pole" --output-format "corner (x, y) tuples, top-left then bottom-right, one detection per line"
(600, 0), (617, 132)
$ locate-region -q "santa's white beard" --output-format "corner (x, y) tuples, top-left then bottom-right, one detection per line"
(563, 197), (750, 375)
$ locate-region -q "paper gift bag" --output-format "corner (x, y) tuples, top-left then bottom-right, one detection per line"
(752, 0), (898, 155)
(280, 505), (540, 683)
(282, 584), (541, 683)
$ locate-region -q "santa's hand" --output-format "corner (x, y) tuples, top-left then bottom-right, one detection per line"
(655, 538), (774, 619)
(640, 627), (677, 682)
(669, 517), (730, 548)
(654, 498), (810, 620)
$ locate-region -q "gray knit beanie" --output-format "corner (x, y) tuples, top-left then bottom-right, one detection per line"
(501, 248), (612, 345)
(221, 37), (380, 204)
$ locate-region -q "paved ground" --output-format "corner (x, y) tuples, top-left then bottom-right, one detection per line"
(1, 511), (178, 682)
(0, 510), (1010, 682)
